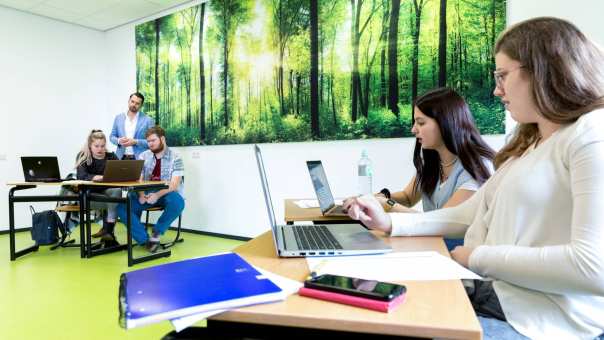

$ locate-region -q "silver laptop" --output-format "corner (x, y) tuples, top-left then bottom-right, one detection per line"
(101, 160), (144, 182)
(254, 145), (391, 257)
(306, 160), (348, 216)
(21, 156), (62, 182)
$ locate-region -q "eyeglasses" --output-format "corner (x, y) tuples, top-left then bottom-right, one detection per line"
(493, 65), (524, 89)
(91, 129), (103, 134)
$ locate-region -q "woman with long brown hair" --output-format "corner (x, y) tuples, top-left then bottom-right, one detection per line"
(373, 87), (495, 250)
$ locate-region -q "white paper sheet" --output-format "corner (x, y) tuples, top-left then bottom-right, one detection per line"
(306, 251), (482, 282)
(293, 199), (343, 208)
(170, 266), (303, 332)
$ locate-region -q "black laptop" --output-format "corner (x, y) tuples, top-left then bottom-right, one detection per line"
(21, 156), (62, 182)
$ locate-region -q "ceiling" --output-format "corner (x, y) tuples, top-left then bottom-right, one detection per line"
(0, 0), (197, 31)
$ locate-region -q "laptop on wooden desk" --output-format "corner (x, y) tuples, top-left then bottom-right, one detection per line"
(100, 160), (144, 182)
(254, 145), (391, 258)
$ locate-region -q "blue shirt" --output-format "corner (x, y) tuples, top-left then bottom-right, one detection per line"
(110, 112), (155, 159)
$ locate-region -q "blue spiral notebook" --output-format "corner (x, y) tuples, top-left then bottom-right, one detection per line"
(119, 252), (284, 329)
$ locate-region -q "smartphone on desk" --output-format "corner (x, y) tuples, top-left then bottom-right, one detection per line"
(304, 274), (406, 301)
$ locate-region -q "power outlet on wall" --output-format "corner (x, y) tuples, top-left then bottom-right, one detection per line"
(192, 151), (200, 159)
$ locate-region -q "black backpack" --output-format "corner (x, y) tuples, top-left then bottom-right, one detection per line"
(30, 206), (64, 245)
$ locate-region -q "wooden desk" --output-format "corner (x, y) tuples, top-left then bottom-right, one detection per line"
(284, 199), (352, 224)
(206, 232), (482, 339)
(6, 180), (168, 266)
(76, 180), (169, 266)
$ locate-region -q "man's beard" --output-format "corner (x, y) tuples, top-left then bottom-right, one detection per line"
(151, 142), (165, 154)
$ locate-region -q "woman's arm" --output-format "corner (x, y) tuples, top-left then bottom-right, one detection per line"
(390, 176), (422, 207)
(469, 141), (604, 296)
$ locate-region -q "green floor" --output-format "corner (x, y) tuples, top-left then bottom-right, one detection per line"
(0, 226), (244, 340)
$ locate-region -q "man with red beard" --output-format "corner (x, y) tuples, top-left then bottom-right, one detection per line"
(116, 126), (185, 253)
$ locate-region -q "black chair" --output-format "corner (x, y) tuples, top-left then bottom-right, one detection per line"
(144, 206), (184, 249)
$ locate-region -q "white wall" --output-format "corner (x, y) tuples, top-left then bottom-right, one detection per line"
(2, 0), (603, 237)
(0, 6), (107, 231)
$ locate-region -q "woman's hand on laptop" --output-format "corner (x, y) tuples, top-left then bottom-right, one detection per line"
(344, 195), (392, 234)
(92, 175), (103, 182)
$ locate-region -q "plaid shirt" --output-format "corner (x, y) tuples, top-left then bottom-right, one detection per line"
(138, 147), (184, 197)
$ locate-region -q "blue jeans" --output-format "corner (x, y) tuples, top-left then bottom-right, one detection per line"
(444, 238), (464, 251)
(479, 317), (529, 340)
(116, 191), (185, 244)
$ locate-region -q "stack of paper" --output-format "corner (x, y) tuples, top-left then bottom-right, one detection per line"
(306, 251), (482, 281)
(294, 199), (343, 209)
(119, 252), (292, 329)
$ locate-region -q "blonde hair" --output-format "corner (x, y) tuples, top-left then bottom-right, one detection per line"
(75, 130), (107, 168)
(494, 17), (604, 168)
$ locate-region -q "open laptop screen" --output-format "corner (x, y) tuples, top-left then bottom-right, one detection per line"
(306, 161), (336, 214)
(21, 156), (62, 182)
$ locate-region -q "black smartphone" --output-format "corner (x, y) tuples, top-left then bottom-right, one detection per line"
(304, 274), (406, 301)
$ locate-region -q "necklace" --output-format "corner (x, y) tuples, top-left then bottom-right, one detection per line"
(440, 157), (458, 168)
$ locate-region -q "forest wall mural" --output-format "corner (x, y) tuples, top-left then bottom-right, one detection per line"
(136, 0), (506, 146)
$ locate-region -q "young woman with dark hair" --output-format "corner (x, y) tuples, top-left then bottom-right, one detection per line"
(373, 87), (495, 249)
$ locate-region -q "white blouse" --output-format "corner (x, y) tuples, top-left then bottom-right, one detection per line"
(390, 109), (604, 339)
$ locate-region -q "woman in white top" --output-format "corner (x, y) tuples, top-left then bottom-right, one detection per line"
(344, 17), (604, 339)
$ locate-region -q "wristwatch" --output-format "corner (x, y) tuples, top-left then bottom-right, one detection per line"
(379, 188), (391, 199)
(384, 199), (396, 212)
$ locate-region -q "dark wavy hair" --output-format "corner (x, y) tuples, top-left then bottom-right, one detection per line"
(413, 88), (495, 197)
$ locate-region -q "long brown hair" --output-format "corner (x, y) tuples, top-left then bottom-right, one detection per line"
(413, 88), (495, 197)
(493, 17), (604, 168)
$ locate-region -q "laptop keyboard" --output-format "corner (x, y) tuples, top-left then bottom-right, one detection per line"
(292, 225), (343, 250)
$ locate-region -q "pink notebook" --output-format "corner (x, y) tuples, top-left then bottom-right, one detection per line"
(298, 287), (406, 313)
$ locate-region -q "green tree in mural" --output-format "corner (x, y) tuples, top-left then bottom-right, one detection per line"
(211, 0), (252, 128)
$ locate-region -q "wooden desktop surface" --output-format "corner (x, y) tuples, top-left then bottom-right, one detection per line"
(284, 199), (351, 223)
(211, 231), (482, 339)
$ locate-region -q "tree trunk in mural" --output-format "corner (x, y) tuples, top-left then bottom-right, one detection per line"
(490, 0), (496, 97)
(350, 0), (360, 122)
(154, 18), (161, 124)
(379, 0), (389, 107)
(199, 3), (206, 143)
(223, 32), (229, 127)
(350, 0), (379, 122)
(387, 0), (401, 117)
(438, 0), (447, 87)
(310, 0), (319, 138)
(274, 0), (305, 117)
(411, 0), (426, 113)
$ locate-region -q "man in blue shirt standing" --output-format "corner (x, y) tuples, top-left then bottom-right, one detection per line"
(116, 126), (185, 253)
(110, 92), (155, 160)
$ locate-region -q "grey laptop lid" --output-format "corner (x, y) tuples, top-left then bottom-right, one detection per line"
(306, 160), (339, 215)
(21, 156), (62, 182)
(253, 145), (283, 254)
(101, 160), (144, 182)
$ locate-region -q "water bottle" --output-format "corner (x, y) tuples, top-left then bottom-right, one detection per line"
(357, 150), (373, 195)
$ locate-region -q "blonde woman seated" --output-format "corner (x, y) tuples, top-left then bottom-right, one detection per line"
(75, 130), (121, 242)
